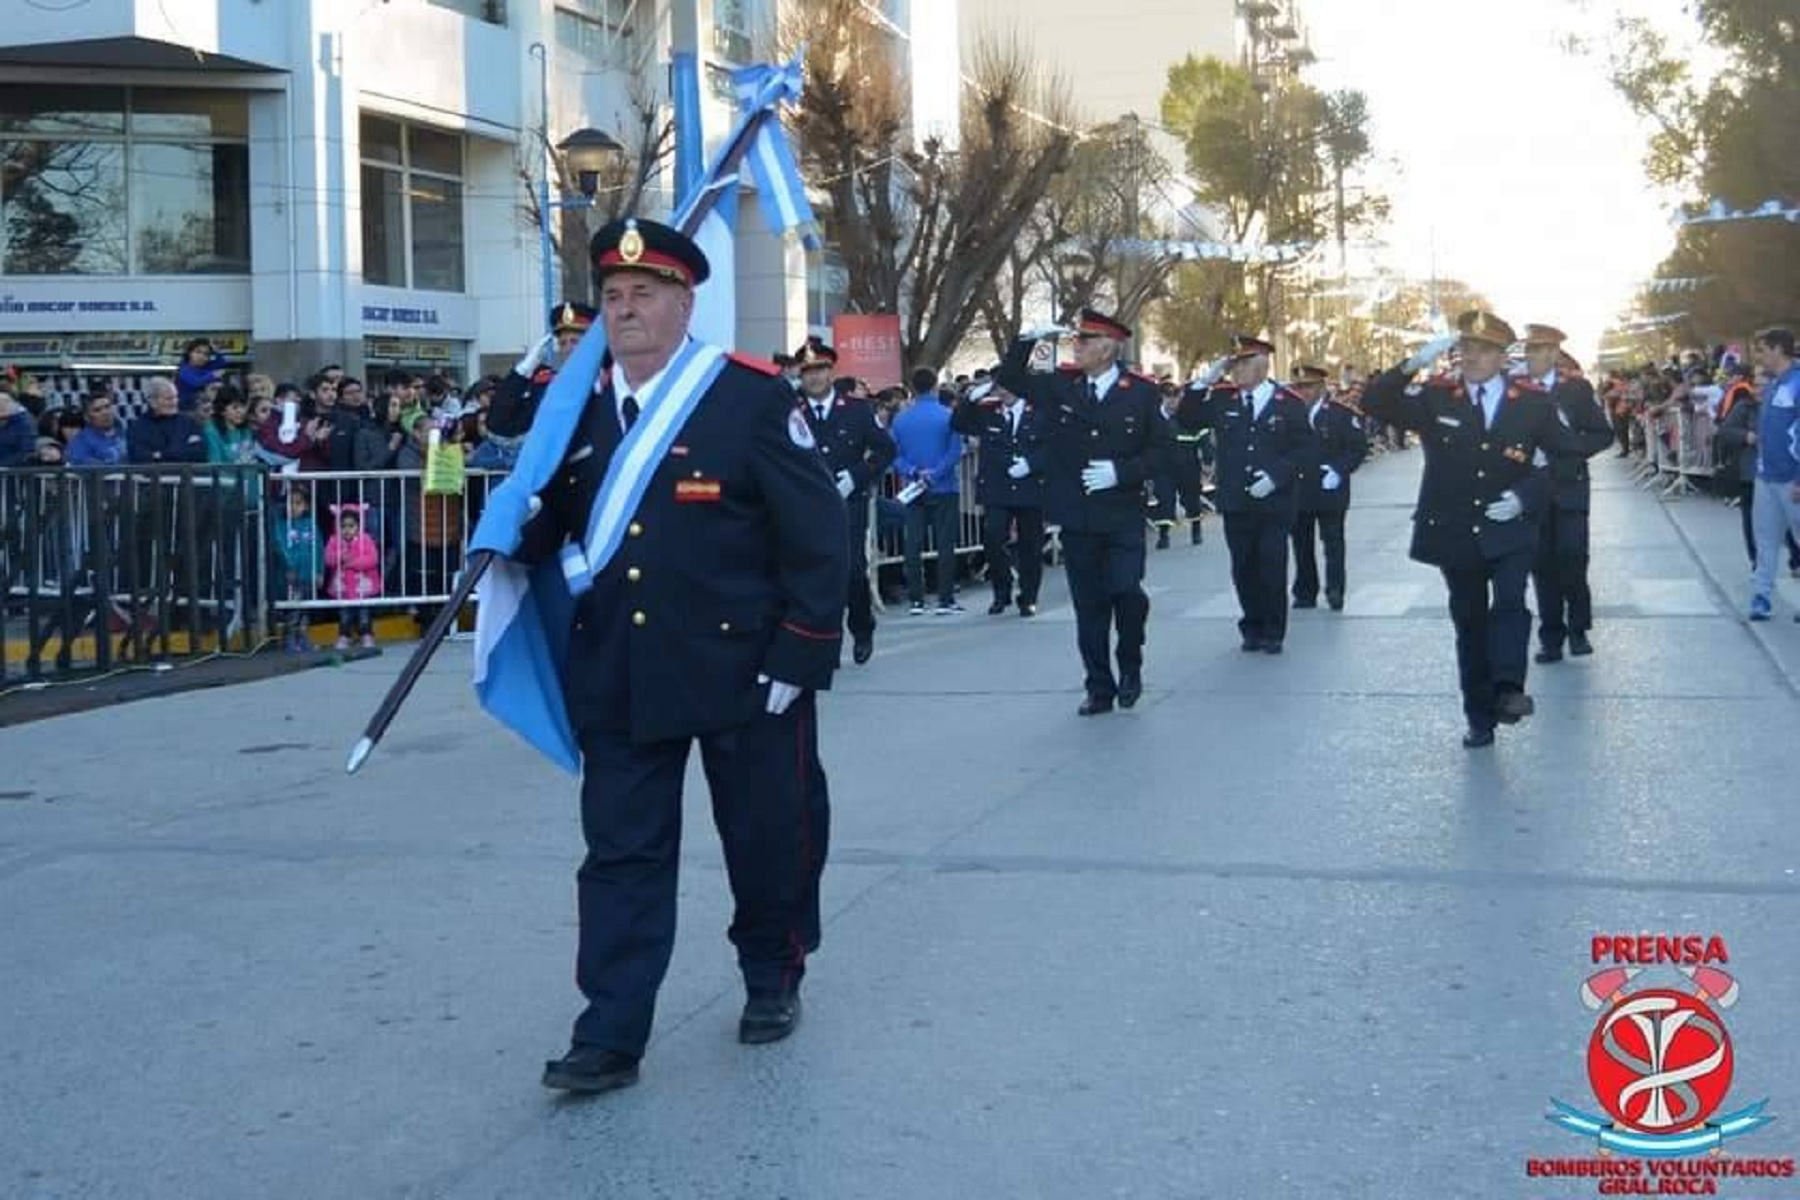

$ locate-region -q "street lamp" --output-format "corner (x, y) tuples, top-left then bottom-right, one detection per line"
(528, 42), (628, 318)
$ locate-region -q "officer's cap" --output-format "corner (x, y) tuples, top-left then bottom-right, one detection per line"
(550, 301), (597, 335)
(1076, 309), (1132, 341)
(1456, 310), (1517, 349)
(1292, 364), (1329, 383)
(1229, 334), (1276, 362)
(795, 337), (837, 369)
(590, 217), (710, 288)
(1522, 324), (1568, 347)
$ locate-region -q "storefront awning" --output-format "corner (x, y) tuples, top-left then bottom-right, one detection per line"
(0, 37), (284, 73)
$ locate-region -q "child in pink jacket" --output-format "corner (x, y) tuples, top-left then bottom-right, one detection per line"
(325, 503), (382, 649)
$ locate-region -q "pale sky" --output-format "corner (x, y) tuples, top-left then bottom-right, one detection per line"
(1304, 0), (1698, 364)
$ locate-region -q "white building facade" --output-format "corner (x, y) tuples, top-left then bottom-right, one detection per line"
(0, 0), (835, 406)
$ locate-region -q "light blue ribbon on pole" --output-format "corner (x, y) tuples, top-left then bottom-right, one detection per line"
(1547, 1099), (1773, 1159)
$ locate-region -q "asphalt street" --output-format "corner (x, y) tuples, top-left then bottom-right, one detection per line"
(4, 450), (1798, 1199)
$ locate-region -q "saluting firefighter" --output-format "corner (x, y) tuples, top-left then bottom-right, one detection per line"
(1178, 335), (1319, 654)
(951, 356), (1047, 616)
(1517, 326), (1615, 662)
(511, 218), (849, 1093)
(1001, 309), (1174, 715)
(1290, 364), (1368, 611)
(1149, 379), (1208, 549)
(489, 301), (597, 439)
(1362, 311), (1567, 748)
(795, 336), (896, 664)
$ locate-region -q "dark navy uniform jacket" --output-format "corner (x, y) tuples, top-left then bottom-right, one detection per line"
(488, 366), (554, 438)
(1532, 373), (1615, 512)
(950, 394), (1048, 509)
(799, 393), (896, 499)
(126, 412), (208, 465)
(1009, 363), (1173, 533)
(1363, 367), (1564, 570)
(1295, 398), (1369, 514)
(1175, 381), (1318, 515)
(514, 354), (849, 744)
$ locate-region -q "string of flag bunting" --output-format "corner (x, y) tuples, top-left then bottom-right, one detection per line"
(1113, 237), (1316, 265)
(1642, 276), (1713, 294)
(1672, 198), (1800, 227)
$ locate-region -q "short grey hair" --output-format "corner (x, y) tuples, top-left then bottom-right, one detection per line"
(146, 377), (177, 402)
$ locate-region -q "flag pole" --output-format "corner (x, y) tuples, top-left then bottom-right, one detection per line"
(347, 106), (781, 775)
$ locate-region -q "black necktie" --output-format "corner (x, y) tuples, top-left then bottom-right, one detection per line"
(815, 403), (828, 423)
(621, 394), (639, 431)
(1088, 381), (1100, 405)
(1009, 408), (1019, 439)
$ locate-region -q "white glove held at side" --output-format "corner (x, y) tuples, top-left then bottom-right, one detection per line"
(1322, 466), (1342, 491)
(1248, 470), (1277, 500)
(835, 470), (855, 498)
(1008, 457), (1031, 479)
(758, 675), (803, 716)
(1485, 491), (1523, 522)
(1080, 460), (1119, 493)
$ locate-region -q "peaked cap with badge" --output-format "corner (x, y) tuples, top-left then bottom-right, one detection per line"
(590, 217), (711, 288)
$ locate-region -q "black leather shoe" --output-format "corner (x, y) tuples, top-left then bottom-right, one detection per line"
(1078, 694), (1115, 716)
(1019, 602), (1037, 617)
(542, 1045), (640, 1093)
(1462, 726), (1496, 749)
(1261, 641), (1284, 655)
(1155, 528), (1171, 549)
(1494, 691), (1536, 724)
(739, 992), (802, 1045)
(852, 638), (873, 665)
(1292, 597), (1317, 610)
(1118, 673), (1142, 708)
(1326, 591), (1344, 611)
(1191, 523), (1203, 546)
(1535, 647), (1563, 664)
(988, 600), (1009, 615)
(1569, 633), (1593, 656)
(1240, 637), (1262, 652)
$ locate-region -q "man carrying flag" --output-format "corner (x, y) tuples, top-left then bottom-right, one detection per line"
(499, 216), (848, 1093)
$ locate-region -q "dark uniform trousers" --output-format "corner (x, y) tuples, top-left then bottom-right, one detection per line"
(845, 493), (875, 639)
(1061, 528), (1148, 694)
(982, 504), (1044, 605)
(1225, 512), (1293, 644)
(574, 696), (826, 1056)
(1291, 509), (1346, 603)
(515, 357), (848, 1060)
(1362, 365), (1564, 731)
(1151, 430), (1205, 530)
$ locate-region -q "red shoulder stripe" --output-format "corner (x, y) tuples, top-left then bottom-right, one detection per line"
(727, 351), (782, 377)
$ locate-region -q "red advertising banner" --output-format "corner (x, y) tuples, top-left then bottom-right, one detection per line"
(832, 313), (904, 389)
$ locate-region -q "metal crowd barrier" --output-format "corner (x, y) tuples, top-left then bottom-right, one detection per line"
(1630, 409), (1716, 500)
(1, 464), (269, 682)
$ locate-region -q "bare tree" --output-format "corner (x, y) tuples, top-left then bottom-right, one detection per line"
(784, 4), (1076, 369)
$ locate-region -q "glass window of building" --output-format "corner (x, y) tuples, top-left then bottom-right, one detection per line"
(554, 0), (638, 70)
(807, 248), (848, 329)
(358, 114), (466, 293)
(0, 84), (249, 277)
(713, 0), (753, 63)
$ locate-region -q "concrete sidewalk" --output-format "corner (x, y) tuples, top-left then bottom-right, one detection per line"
(3, 451), (1797, 1199)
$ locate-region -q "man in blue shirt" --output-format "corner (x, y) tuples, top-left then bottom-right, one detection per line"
(891, 367), (964, 614)
(66, 393), (128, 466)
(1748, 327), (1800, 621)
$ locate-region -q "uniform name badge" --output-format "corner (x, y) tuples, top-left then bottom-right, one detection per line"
(675, 478), (722, 503)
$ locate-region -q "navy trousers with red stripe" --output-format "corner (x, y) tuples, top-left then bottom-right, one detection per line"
(571, 694), (828, 1056)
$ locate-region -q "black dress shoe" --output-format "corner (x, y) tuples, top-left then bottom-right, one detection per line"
(988, 600), (1009, 615)
(1494, 691), (1536, 724)
(1569, 633), (1593, 656)
(1261, 641), (1284, 655)
(1326, 591), (1344, 611)
(1155, 528), (1171, 549)
(740, 992), (802, 1045)
(1019, 602), (1037, 617)
(1191, 523), (1203, 545)
(1118, 673), (1142, 708)
(1535, 647), (1563, 664)
(1078, 694), (1115, 716)
(852, 638), (873, 665)
(1462, 726), (1495, 748)
(1292, 597), (1318, 610)
(542, 1045), (641, 1093)
(1240, 637), (1263, 652)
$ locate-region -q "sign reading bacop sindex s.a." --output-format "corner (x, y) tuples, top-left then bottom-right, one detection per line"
(1525, 934), (1795, 1195)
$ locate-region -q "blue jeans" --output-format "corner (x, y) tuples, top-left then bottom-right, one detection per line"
(903, 492), (960, 605)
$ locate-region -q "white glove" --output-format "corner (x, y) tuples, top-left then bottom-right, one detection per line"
(1020, 324), (1070, 342)
(1248, 470), (1277, 500)
(278, 399), (300, 443)
(1080, 460), (1118, 493)
(758, 674), (802, 715)
(1485, 491), (1523, 522)
(1322, 466), (1342, 491)
(1403, 334), (1458, 374)
(514, 332), (556, 377)
(834, 470), (855, 498)
(1194, 356), (1232, 388)
(1008, 457), (1031, 479)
